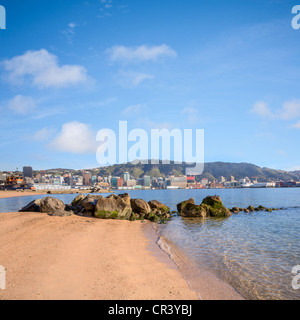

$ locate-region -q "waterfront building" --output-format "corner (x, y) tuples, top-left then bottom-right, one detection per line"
(23, 166), (33, 178)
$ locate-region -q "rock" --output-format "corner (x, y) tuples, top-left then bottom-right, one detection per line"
(95, 194), (132, 219)
(40, 197), (66, 216)
(71, 194), (85, 207)
(148, 200), (170, 216)
(201, 196), (232, 218)
(266, 208), (273, 212)
(232, 207), (240, 214)
(81, 195), (103, 213)
(177, 196), (232, 218)
(177, 198), (195, 214)
(130, 199), (152, 216)
(119, 193), (131, 206)
(247, 206), (255, 212)
(255, 205), (267, 211)
(244, 209), (250, 213)
(19, 199), (42, 212)
(180, 203), (208, 218)
(90, 187), (104, 193)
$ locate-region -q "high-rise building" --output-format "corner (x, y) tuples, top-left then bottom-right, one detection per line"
(83, 172), (92, 186)
(23, 166), (33, 178)
(218, 176), (226, 183)
(124, 172), (130, 182)
(143, 176), (151, 188)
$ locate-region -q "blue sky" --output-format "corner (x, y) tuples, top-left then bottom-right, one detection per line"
(0, 0), (300, 171)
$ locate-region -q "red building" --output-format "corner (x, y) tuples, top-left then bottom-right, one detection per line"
(187, 176), (195, 184)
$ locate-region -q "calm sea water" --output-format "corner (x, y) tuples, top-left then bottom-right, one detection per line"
(0, 188), (299, 300)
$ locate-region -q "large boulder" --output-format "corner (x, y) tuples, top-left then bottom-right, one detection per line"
(40, 197), (66, 216)
(19, 199), (42, 212)
(148, 200), (170, 215)
(177, 198), (195, 214)
(177, 196), (232, 218)
(130, 199), (152, 217)
(95, 194), (132, 219)
(71, 194), (85, 207)
(201, 196), (232, 218)
(182, 203), (208, 218)
(81, 195), (103, 212)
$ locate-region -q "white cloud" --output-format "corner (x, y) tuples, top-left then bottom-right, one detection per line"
(122, 104), (146, 115)
(7, 95), (37, 114)
(62, 22), (77, 44)
(50, 121), (97, 154)
(107, 44), (177, 63)
(251, 100), (300, 121)
(291, 121), (300, 129)
(2, 49), (88, 88)
(279, 101), (300, 120)
(251, 101), (274, 118)
(32, 127), (56, 142)
(116, 71), (154, 87)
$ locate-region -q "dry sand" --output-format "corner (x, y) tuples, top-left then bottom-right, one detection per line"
(0, 212), (199, 300)
(0, 191), (47, 199)
(0, 189), (110, 200)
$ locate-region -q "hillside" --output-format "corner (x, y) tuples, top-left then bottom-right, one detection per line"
(38, 162), (300, 182)
(95, 161), (299, 182)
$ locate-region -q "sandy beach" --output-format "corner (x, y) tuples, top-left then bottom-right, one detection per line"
(0, 190), (110, 200)
(0, 212), (200, 300)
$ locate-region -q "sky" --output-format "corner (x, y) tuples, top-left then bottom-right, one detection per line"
(0, 0), (300, 171)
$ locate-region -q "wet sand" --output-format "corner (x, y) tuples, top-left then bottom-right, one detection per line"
(0, 212), (199, 300)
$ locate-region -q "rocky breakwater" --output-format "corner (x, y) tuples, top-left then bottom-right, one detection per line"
(176, 195), (282, 218)
(19, 193), (171, 223)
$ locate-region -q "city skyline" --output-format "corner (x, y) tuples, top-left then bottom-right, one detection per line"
(1, 1), (300, 171)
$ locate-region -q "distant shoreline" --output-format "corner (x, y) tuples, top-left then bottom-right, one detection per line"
(1, 186), (300, 200)
(0, 189), (111, 200)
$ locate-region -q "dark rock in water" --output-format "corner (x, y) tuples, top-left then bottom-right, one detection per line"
(131, 199), (152, 216)
(247, 206), (255, 212)
(257, 205), (267, 211)
(95, 194), (132, 219)
(201, 196), (232, 218)
(177, 198), (195, 214)
(232, 207), (240, 214)
(266, 208), (273, 212)
(177, 196), (232, 218)
(181, 203), (208, 218)
(148, 200), (170, 215)
(40, 197), (66, 216)
(19, 199), (42, 212)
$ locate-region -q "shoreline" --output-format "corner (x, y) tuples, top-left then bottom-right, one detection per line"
(0, 212), (199, 300)
(147, 223), (245, 300)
